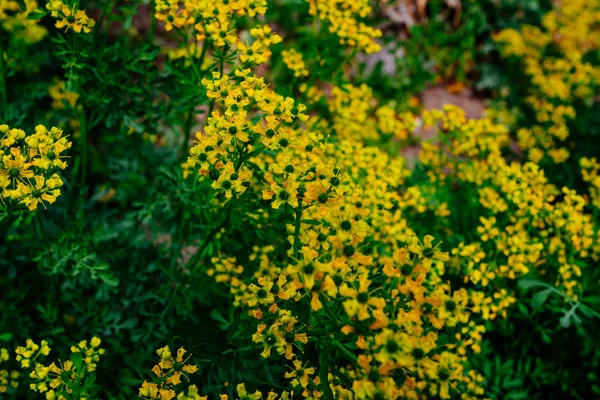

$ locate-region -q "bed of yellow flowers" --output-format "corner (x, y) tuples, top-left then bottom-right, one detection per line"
(0, 0), (599, 399)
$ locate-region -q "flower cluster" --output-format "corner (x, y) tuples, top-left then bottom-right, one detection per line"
(0, 0), (48, 44)
(139, 346), (199, 400)
(0, 348), (19, 394)
(327, 84), (415, 143)
(69, 337), (105, 372)
(494, 0), (600, 164)
(48, 79), (79, 110)
(0, 124), (71, 211)
(416, 106), (599, 302)
(154, 0), (268, 47)
(238, 26), (282, 66)
(185, 26), (488, 397)
(5, 0), (600, 397)
(14, 337), (104, 398)
(580, 157), (600, 209)
(307, 0), (382, 53)
(45, 0), (96, 33)
(282, 49), (309, 78)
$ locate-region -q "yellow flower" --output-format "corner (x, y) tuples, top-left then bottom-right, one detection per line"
(139, 381), (159, 398)
(54, 5), (95, 33)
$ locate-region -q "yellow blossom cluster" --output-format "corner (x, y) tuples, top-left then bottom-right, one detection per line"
(494, 0), (600, 164)
(184, 27), (488, 398)
(138, 346), (199, 400)
(417, 106), (599, 302)
(238, 26), (282, 66)
(281, 49), (309, 78)
(0, 124), (71, 211)
(140, 0), (600, 397)
(580, 157), (600, 209)
(70, 337), (105, 372)
(307, 0), (382, 53)
(154, 0), (267, 47)
(164, 43), (212, 69)
(5, 0), (600, 396)
(45, 0), (96, 33)
(47, 79), (79, 110)
(13, 337), (103, 398)
(0, 0), (48, 44)
(0, 348), (19, 394)
(47, 79), (81, 136)
(327, 84), (415, 143)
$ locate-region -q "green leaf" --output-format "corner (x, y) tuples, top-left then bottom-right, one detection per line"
(50, 327), (66, 335)
(0, 333), (13, 341)
(559, 313), (571, 328)
(583, 295), (600, 305)
(580, 304), (600, 319)
(559, 305), (581, 328)
(210, 309), (230, 329)
(99, 273), (120, 287)
(517, 302), (529, 316)
(26, 8), (48, 19)
(331, 368), (353, 388)
(332, 340), (358, 363)
(120, 375), (143, 386)
(318, 347), (334, 400)
(16, 0), (27, 11)
(71, 352), (83, 371)
(518, 279), (551, 290)
(94, 263), (110, 271)
(532, 288), (553, 310)
(301, 219), (321, 226)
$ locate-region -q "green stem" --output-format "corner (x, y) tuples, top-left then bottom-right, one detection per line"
(94, 0), (113, 43)
(36, 215), (55, 305)
(197, 39), (209, 75)
(234, 145), (248, 171)
(205, 51), (225, 127)
(174, 27), (202, 81)
(0, 47), (7, 120)
(332, 339), (358, 363)
(79, 103), (88, 188)
(318, 349), (334, 400)
(180, 41), (210, 160)
(190, 201), (234, 271)
(149, 0), (156, 45)
(293, 205), (303, 259)
(34, 213), (44, 242)
(181, 106), (194, 161)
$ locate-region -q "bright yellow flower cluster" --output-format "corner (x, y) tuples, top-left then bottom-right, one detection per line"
(139, 346), (199, 400)
(580, 157), (600, 209)
(307, 0), (382, 53)
(0, 348), (19, 393)
(0, 0), (48, 44)
(15, 337), (104, 398)
(154, 0), (267, 47)
(15, 339), (51, 369)
(494, 0), (600, 164)
(238, 26), (282, 66)
(187, 38), (487, 399)
(48, 79), (79, 110)
(45, 0), (96, 33)
(69, 337), (105, 372)
(328, 84), (415, 143)
(417, 106), (599, 301)
(165, 43), (212, 69)
(282, 49), (309, 78)
(0, 124), (71, 211)
(186, 68), (308, 196)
